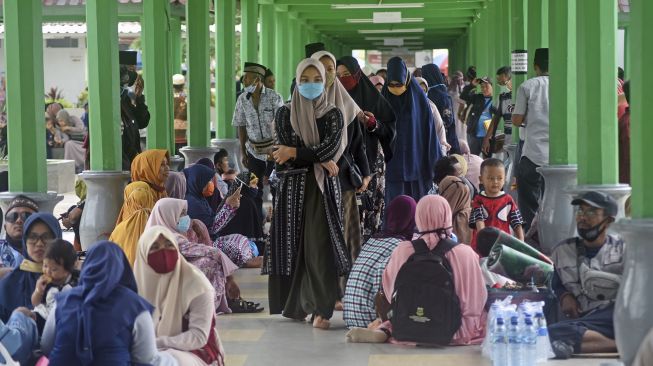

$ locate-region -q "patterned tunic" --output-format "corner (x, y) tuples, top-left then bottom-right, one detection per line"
(265, 105), (351, 277)
(343, 236), (402, 328)
(209, 204), (254, 267)
(232, 87), (284, 161)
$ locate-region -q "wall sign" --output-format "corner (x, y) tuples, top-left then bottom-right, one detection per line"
(512, 50), (528, 74)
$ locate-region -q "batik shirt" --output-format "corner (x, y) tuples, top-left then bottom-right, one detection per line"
(469, 191), (523, 249)
(0, 240), (22, 268)
(232, 87), (284, 162)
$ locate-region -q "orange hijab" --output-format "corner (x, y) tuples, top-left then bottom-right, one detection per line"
(109, 185), (156, 266)
(131, 149), (169, 201)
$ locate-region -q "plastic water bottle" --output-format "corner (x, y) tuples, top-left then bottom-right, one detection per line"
(508, 316), (522, 366)
(483, 303), (501, 359)
(492, 317), (508, 366)
(522, 316), (538, 366)
(535, 312), (552, 362)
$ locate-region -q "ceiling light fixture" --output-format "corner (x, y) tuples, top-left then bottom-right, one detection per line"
(332, 3), (424, 10)
(346, 17), (424, 24)
(364, 36), (421, 41)
(358, 28), (424, 34)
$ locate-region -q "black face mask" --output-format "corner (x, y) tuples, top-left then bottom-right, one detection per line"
(577, 218), (609, 242)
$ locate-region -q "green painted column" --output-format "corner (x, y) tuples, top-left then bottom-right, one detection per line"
(241, 0), (258, 64)
(186, 0), (211, 146)
(548, 0), (577, 165)
(528, 0), (549, 78)
(289, 16), (301, 66)
(501, 0), (513, 67)
(143, 0), (172, 153)
(259, 4), (275, 71)
(478, 15), (489, 76)
(623, 26), (630, 79)
(511, 0), (528, 143)
(170, 17), (182, 75)
(576, 0), (618, 185)
(215, 0), (236, 139)
(3, 0), (47, 191)
(627, 0), (651, 217)
(86, 0), (122, 171)
(274, 9), (290, 100)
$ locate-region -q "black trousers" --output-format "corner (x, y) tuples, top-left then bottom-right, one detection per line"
(247, 153), (274, 226)
(517, 156), (544, 233)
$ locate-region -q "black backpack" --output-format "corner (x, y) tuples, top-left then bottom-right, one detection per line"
(390, 238), (462, 344)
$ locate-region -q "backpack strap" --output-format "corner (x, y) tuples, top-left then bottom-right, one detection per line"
(431, 238), (459, 259)
(411, 239), (430, 255)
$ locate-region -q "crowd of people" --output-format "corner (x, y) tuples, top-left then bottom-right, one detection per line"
(0, 39), (639, 365)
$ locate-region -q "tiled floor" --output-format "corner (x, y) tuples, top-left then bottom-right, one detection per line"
(218, 268), (619, 366)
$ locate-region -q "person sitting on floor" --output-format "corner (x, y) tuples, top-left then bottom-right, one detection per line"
(343, 195), (416, 329)
(346, 195), (486, 345)
(548, 191), (623, 359)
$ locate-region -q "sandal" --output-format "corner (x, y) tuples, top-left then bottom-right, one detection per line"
(228, 298), (265, 313)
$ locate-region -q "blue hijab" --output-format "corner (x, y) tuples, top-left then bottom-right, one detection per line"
(382, 57), (441, 183)
(422, 63), (461, 154)
(184, 164), (216, 229)
(54, 241), (152, 365)
(0, 213), (62, 322)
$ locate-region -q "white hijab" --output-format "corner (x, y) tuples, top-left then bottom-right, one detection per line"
(290, 58), (346, 192)
(133, 225), (213, 337)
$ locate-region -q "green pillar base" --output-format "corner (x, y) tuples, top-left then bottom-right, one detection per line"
(179, 146), (218, 168)
(0, 191), (63, 215)
(78, 170), (130, 250)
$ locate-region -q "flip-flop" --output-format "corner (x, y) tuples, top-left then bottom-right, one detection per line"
(228, 298), (264, 313)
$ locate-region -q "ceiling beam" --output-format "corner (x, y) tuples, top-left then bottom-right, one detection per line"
(274, 0), (484, 4)
(297, 9), (476, 19)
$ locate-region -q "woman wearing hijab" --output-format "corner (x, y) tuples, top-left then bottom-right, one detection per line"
(438, 176), (472, 244)
(268, 58), (350, 329)
(423, 64), (461, 155)
(0, 213), (62, 322)
(415, 76), (451, 157)
(184, 164), (256, 267)
(42, 241), (176, 366)
(146, 198), (262, 313)
(110, 184), (156, 266)
(135, 226), (225, 366)
(382, 57), (442, 204)
(458, 139), (483, 191)
(448, 70), (467, 143)
(131, 149), (170, 201)
(311, 51), (368, 265)
(337, 55), (397, 241)
(346, 195), (486, 345)
(343, 195), (416, 329)
(165, 171), (187, 199)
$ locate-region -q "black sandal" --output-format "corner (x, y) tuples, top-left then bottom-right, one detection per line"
(228, 298), (265, 313)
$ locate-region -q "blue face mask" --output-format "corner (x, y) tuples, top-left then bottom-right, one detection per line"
(177, 215), (191, 233)
(298, 82), (324, 100)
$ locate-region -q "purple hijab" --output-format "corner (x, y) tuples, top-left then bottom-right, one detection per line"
(375, 195), (416, 240)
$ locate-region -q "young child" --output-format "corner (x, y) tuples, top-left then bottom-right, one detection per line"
(31, 239), (78, 332)
(469, 158), (524, 252)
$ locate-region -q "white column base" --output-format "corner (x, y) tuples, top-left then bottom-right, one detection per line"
(614, 219), (653, 366)
(536, 165), (578, 254)
(0, 191), (63, 214)
(179, 146), (219, 168)
(78, 170), (130, 250)
(211, 138), (243, 172)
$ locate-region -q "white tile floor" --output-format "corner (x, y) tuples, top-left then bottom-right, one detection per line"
(218, 268), (619, 366)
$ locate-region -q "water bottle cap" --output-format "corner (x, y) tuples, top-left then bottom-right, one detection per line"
(525, 317), (533, 325)
(535, 312), (544, 317)
(511, 316), (519, 324)
(496, 317), (504, 325)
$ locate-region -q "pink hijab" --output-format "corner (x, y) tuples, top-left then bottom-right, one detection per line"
(382, 195), (487, 345)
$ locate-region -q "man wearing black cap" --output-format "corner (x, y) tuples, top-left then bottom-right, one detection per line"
(548, 191), (622, 359)
(119, 50), (150, 171)
(232, 62), (283, 225)
(512, 48), (549, 232)
(0, 196), (39, 274)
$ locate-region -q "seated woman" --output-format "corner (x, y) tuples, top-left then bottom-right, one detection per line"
(42, 241), (177, 366)
(343, 195), (416, 329)
(165, 171), (187, 200)
(346, 196), (487, 345)
(135, 226), (226, 366)
(131, 149), (170, 202)
(437, 175), (472, 245)
(110, 183), (156, 266)
(146, 198), (263, 313)
(0, 213), (62, 322)
(184, 164), (260, 268)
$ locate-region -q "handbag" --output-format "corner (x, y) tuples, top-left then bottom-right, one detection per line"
(249, 138), (275, 155)
(343, 153), (363, 188)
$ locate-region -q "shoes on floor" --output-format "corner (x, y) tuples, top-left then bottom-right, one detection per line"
(551, 340), (574, 360)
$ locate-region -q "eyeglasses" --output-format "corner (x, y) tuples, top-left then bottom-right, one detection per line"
(5, 211), (32, 224)
(575, 209), (602, 219)
(26, 232), (55, 245)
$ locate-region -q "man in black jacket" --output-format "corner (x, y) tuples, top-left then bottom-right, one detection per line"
(119, 51), (150, 171)
(461, 76), (495, 156)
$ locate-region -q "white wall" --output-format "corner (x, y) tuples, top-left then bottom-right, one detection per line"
(0, 36), (87, 104)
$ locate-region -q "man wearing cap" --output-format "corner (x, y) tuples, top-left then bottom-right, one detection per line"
(232, 62), (284, 225)
(548, 191), (623, 359)
(512, 48), (549, 232)
(173, 74), (188, 150)
(460, 75), (495, 156)
(119, 50), (150, 171)
(0, 196), (39, 274)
